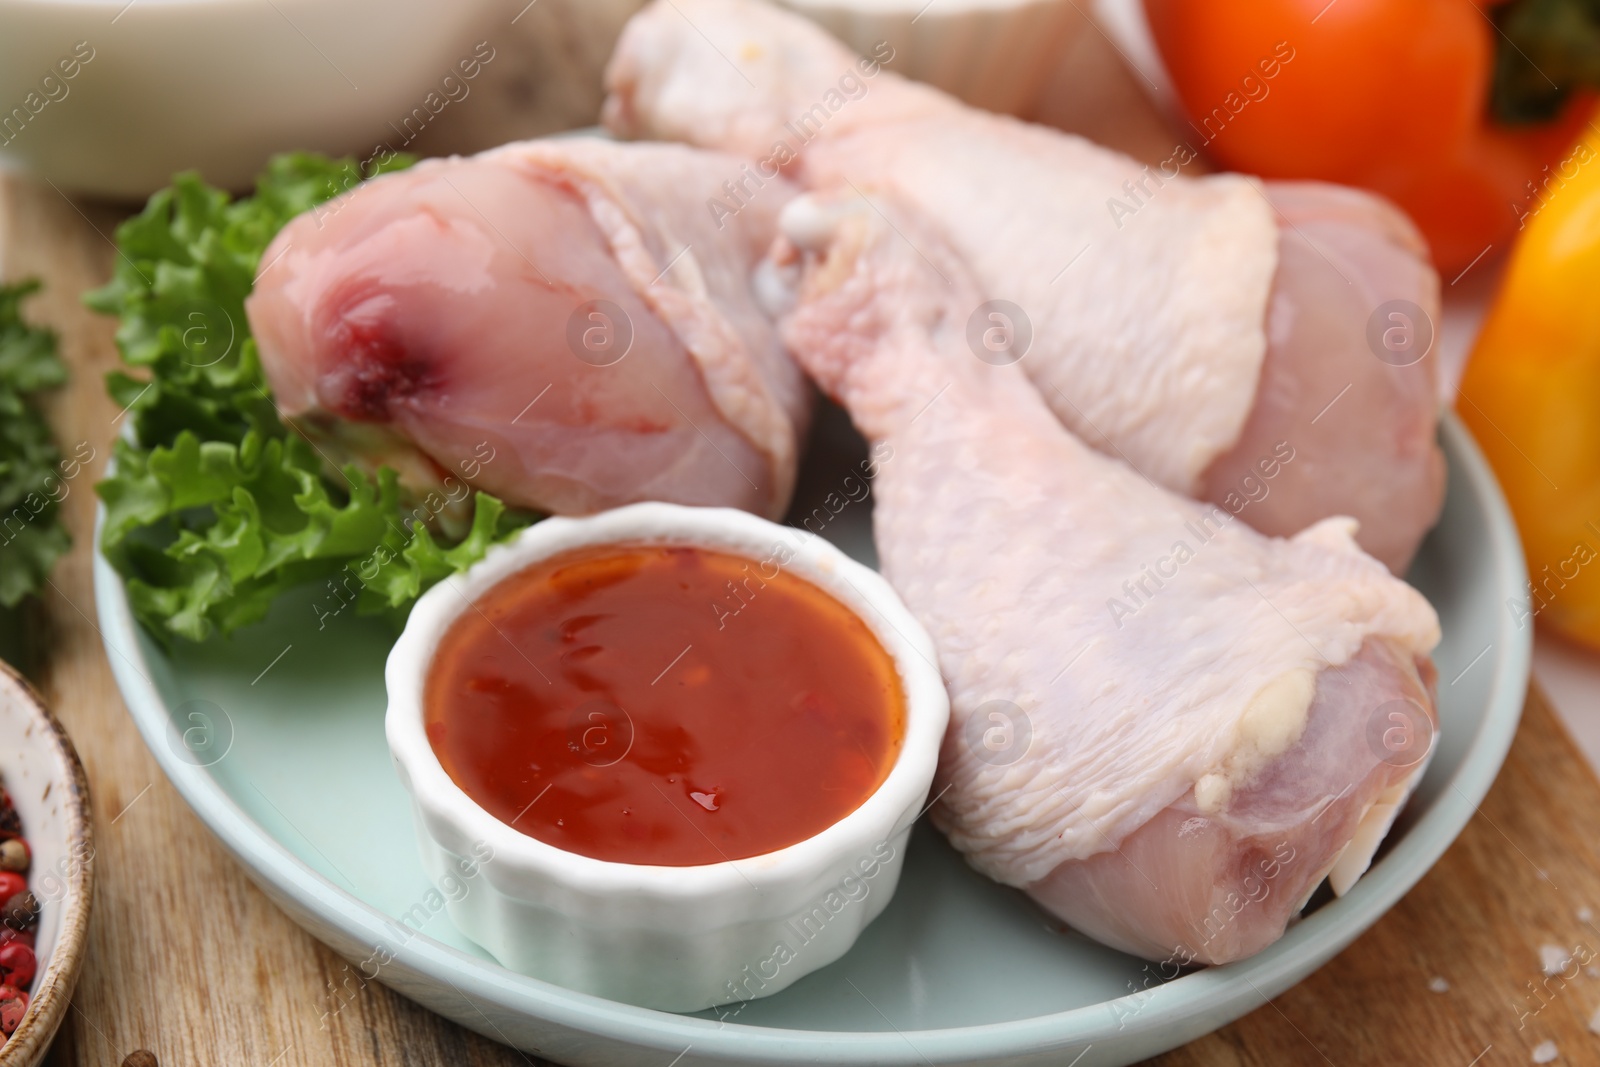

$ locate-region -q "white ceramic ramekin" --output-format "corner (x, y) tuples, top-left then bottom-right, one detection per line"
(775, 0), (1089, 115)
(386, 503), (948, 1012)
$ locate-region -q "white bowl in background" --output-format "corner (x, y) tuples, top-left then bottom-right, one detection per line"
(0, 0), (501, 198)
(775, 0), (1089, 115)
(385, 503), (950, 1012)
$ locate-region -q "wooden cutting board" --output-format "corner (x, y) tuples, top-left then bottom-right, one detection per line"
(2, 12), (1595, 1065)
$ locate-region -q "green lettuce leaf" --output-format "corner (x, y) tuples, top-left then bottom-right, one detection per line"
(89, 152), (536, 644)
(0, 280), (71, 609)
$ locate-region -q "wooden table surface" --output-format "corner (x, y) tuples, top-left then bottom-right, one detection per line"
(2, 7), (1596, 1067)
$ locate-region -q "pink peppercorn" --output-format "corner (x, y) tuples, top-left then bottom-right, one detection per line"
(0, 986), (27, 1035)
(0, 942), (34, 988)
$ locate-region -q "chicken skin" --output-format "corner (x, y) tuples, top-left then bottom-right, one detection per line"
(605, 0), (1444, 571)
(769, 189), (1441, 963)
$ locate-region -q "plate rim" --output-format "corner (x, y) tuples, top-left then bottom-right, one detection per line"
(91, 412), (1532, 1064)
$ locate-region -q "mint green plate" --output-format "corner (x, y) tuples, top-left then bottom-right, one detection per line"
(93, 411), (1528, 1066)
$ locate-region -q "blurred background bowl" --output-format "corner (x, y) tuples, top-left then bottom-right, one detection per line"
(0, 0), (501, 198)
(0, 0), (1095, 200)
(774, 0), (1089, 115)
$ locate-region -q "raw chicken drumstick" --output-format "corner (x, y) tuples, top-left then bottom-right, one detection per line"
(605, 0), (1443, 573)
(769, 189), (1441, 963)
(247, 138), (809, 522)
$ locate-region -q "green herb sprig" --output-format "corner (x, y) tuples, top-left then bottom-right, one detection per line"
(0, 280), (71, 609)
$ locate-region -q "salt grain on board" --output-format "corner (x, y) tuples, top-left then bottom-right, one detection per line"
(1542, 945), (1572, 976)
(1532, 1039), (1558, 1064)
(1580, 906), (1595, 924)
(1428, 976), (1450, 993)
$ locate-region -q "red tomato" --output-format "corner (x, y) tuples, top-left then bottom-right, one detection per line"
(1143, 0), (1593, 271)
(1145, 0), (1485, 175)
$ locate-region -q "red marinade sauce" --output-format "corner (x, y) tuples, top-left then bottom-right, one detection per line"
(423, 544), (906, 866)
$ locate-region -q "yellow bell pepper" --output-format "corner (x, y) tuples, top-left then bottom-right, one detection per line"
(1458, 122), (1600, 649)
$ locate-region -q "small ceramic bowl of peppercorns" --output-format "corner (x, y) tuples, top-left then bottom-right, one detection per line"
(0, 662), (92, 1067)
